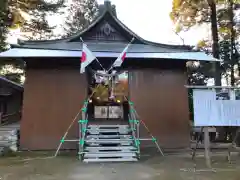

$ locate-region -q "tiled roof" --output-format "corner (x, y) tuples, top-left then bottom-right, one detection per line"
(11, 42), (193, 53)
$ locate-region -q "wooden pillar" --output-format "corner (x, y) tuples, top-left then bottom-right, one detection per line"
(204, 127), (211, 168)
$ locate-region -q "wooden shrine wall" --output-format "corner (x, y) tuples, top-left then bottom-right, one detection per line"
(20, 63), (189, 150)
(129, 69), (190, 149)
(20, 68), (87, 150)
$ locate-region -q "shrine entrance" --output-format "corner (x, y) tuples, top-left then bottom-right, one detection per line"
(86, 69), (129, 122)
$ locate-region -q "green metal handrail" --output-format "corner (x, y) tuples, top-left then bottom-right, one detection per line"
(128, 101), (140, 159)
(128, 100), (164, 157)
(78, 100), (89, 160)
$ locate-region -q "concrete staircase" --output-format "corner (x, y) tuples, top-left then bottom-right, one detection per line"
(82, 124), (138, 162)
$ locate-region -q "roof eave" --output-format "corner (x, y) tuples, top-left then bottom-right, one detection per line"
(0, 76), (24, 92)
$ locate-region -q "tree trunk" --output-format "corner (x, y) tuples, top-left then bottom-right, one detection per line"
(229, 0), (235, 86)
(208, 0), (221, 86)
(238, 64), (240, 77)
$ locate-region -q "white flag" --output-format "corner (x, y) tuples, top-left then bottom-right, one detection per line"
(112, 44), (129, 67)
(112, 38), (134, 68)
(80, 43), (96, 73)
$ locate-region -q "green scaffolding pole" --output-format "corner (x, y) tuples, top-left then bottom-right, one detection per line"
(128, 101), (164, 157)
(54, 84), (104, 158)
(78, 115), (88, 160)
(54, 101), (89, 157)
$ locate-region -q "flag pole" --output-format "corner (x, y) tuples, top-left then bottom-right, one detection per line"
(80, 37), (106, 72)
(107, 37), (135, 72)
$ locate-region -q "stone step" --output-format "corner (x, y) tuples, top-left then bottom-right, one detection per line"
(88, 125), (129, 128)
(85, 146), (137, 152)
(84, 152), (136, 158)
(82, 123), (137, 163)
(87, 129), (130, 134)
(83, 157), (138, 163)
(86, 134), (132, 139)
(85, 139), (133, 144)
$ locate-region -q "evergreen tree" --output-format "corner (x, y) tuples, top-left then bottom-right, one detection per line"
(0, 0), (100, 84)
(0, 0), (66, 84)
(0, 0), (9, 52)
(172, 0), (240, 144)
(63, 0), (99, 37)
(170, 0), (223, 85)
(7, 0), (66, 40)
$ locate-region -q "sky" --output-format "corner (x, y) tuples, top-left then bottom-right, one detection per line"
(97, 0), (210, 45)
(8, 0), (211, 46)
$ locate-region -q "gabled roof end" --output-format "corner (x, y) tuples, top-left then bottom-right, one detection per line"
(99, 0), (117, 17)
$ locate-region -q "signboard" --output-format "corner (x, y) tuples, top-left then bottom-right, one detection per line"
(95, 106), (108, 118)
(193, 89), (240, 126)
(94, 106), (123, 119)
(109, 106), (123, 118)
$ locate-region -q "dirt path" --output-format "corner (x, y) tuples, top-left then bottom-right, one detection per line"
(0, 153), (240, 180)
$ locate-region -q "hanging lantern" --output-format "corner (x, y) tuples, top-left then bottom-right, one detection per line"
(116, 99), (121, 103)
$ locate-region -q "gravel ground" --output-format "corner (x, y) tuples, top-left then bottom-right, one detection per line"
(0, 151), (240, 180)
